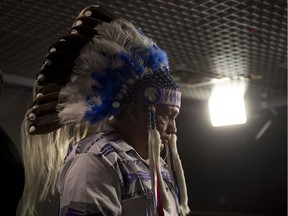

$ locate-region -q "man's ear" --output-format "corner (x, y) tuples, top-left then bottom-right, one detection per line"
(127, 103), (148, 123)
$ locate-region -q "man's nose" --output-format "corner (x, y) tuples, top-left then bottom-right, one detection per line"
(167, 120), (177, 134)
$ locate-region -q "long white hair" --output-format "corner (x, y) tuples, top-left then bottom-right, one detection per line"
(18, 120), (93, 216)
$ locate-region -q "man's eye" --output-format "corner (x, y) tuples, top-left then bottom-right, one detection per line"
(158, 116), (169, 123)
(172, 115), (178, 120)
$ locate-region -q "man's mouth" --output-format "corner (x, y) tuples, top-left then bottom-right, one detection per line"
(160, 138), (169, 150)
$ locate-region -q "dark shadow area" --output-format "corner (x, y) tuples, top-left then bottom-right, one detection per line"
(0, 126), (25, 215)
(177, 99), (287, 216)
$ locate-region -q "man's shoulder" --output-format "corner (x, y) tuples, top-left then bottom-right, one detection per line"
(77, 130), (126, 155)
(61, 131), (123, 168)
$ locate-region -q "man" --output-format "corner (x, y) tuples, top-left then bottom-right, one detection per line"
(20, 4), (189, 216)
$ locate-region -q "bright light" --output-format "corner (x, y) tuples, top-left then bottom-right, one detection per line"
(209, 85), (247, 127)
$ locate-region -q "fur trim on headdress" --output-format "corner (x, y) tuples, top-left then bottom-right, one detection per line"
(165, 134), (190, 215)
(148, 106), (172, 214)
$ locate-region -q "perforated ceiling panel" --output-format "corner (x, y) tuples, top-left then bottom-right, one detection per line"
(0, 0), (286, 101)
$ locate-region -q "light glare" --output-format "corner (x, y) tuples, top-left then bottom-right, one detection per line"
(209, 86), (247, 127)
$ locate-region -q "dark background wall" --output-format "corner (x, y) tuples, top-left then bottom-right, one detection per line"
(178, 99), (287, 216)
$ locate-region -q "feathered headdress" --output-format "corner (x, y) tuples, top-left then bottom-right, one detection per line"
(21, 4), (189, 216)
(56, 18), (181, 126)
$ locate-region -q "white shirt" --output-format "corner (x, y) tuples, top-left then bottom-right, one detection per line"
(58, 129), (180, 216)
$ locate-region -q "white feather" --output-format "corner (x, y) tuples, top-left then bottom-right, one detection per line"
(58, 101), (87, 124)
(57, 74), (98, 124)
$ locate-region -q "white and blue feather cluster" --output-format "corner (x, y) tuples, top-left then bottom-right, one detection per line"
(57, 18), (172, 125)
